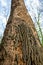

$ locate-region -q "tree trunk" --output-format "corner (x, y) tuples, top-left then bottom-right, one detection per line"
(0, 0), (43, 65)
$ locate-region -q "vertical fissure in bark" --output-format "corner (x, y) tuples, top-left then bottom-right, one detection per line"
(10, 20), (42, 65)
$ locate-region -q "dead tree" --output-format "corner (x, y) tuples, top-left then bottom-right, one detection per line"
(0, 0), (43, 65)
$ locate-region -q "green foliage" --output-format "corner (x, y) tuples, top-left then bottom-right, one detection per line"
(36, 13), (43, 46)
(0, 35), (2, 44)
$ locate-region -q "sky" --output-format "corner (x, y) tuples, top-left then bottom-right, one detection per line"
(0, 0), (43, 37)
(0, 0), (11, 36)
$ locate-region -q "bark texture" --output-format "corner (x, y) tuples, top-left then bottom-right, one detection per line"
(0, 0), (43, 65)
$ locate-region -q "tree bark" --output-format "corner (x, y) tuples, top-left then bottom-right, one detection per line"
(0, 0), (43, 65)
